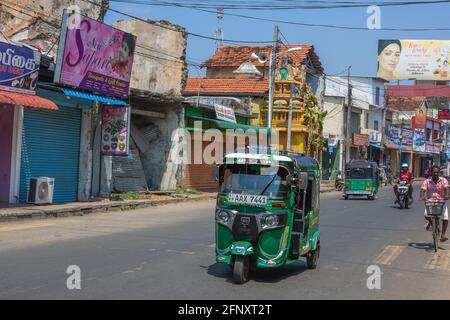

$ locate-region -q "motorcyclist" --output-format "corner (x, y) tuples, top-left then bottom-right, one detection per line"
(421, 165), (450, 242)
(393, 163), (414, 205)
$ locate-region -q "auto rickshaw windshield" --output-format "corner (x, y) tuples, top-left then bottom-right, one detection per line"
(219, 164), (290, 198)
(347, 167), (373, 179)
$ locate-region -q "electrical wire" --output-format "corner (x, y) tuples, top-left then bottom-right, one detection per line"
(109, 0), (450, 32)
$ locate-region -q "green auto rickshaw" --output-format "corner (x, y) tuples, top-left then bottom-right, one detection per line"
(214, 151), (321, 284)
(343, 160), (380, 200)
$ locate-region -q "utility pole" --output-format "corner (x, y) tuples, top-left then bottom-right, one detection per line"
(345, 66), (352, 165)
(267, 25), (279, 148)
(286, 83), (294, 151)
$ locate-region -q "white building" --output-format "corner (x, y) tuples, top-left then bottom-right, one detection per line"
(322, 75), (387, 179)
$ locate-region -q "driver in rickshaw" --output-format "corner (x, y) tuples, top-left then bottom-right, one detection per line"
(393, 163), (414, 205)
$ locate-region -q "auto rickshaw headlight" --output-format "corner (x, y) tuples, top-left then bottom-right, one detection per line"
(217, 210), (230, 223)
(262, 215), (279, 228)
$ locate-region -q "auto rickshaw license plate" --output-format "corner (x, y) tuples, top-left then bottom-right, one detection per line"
(228, 193), (268, 206)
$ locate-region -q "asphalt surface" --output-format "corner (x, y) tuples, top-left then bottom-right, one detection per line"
(1, 184), (450, 299)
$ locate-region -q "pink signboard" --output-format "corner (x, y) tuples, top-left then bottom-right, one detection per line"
(101, 105), (130, 156)
(54, 10), (136, 99)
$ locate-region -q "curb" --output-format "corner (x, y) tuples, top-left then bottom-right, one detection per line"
(0, 194), (216, 223)
(0, 187), (336, 223)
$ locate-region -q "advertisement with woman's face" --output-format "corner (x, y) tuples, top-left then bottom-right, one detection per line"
(377, 39), (450, 81)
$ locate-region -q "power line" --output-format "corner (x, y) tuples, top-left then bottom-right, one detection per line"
(109, 0), (450, 32)
(81, 0), (275, 43)
(111, 0), (450, 10)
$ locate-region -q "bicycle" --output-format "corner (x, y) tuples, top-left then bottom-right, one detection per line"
(425, 201), (444, 252)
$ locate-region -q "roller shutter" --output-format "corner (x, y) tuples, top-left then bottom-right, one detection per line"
(19, 105), (81, 203)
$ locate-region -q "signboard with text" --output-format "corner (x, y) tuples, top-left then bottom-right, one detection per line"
(401, 128), (414, 146)
(54, 10), (136, 99)
(413, 128), (426, 152)
(214, 104), (237, 123)
(387, 125), (400, 145)
(377, 40), (450, 81)
(353, 133), (369, 146)
(0, 42), (41, 94)
(101, 105), (130, 156)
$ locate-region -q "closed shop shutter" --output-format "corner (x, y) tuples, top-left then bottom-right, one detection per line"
(20, 105), (81, 203)
(185, 139), (220, 191)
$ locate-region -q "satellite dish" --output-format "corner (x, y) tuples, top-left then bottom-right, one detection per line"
(251, 52), (267, 64)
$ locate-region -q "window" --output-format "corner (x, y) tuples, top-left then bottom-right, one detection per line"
(374, 120), (379, 131)
(365, 112), (369, 129)
(433, 122), (440, 141)
(426, 120), (433, 142)
(375, 87), (380, 105)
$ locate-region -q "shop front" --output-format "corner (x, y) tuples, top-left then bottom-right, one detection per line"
(0, 42), (58, 204)
(184, 104), (264, 191)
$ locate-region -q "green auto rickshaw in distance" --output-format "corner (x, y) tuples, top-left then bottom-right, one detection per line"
(343, 160), (380, 200)
(214, 151), (321, 284)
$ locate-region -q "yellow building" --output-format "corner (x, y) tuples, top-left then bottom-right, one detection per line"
(251, 80), (309, 153)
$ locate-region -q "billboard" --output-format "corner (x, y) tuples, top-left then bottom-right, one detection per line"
(401, 128), (414, 146)
(54, 10), (136, 99)
(101, 105), (131, 156)
(413, 128), (425, 152)
(0, 42), (41, 94)
(377, 40), (450, 81)
(387, 125), (400, 145)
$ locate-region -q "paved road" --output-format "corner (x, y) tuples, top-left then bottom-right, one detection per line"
(1, 184), (450, 299)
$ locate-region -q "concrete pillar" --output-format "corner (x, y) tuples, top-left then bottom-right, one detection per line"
(78, 109), (93, 201)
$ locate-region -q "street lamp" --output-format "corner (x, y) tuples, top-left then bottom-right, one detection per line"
(252, 47), (302, 139)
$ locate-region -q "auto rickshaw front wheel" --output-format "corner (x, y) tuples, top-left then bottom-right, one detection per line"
(306, 239), (320, 269)
(233, 255), (250, 284)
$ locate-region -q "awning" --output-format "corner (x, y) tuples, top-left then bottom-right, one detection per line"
(189, 115), (271, 133)
(0, 89), (58, 110)
(384, 143), (399, 150)
(369, 143), (384, 149)
(63, 89), (127, 105)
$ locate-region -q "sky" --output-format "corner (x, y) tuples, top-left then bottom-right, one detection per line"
(104, 1), (450, 79)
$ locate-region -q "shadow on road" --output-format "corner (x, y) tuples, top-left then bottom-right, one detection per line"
(408, 242), (435, 252)
(204, 262), (308, 284)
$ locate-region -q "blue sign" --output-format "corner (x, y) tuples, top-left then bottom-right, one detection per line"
(387, 125), (400, 145)
(0, 42), (41, 94)
(328, 146), (334, 153)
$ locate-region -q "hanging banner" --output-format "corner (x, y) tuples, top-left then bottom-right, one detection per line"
(377, 40), (450, 81)
(101, 105), (130, 156)
(401, 128), (414, 146)
(54, 10), (136, 99)
(387, 125), (400, 145)
(0, 42), (41, 94)
(413, 128), (425, 152)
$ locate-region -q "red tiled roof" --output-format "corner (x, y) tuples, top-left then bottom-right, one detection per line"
(200, 45), (323, 73)
(386, 85), (450, 98)
(0, 89), (58, 110)
(184, 77), (269, 95)
(386, 96), (424, 112)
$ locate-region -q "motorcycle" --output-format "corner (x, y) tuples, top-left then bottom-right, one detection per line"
(397, 180), (410, 209)
(335, 172), (344, 191)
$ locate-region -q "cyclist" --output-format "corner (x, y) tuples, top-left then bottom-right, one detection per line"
(421, 165), (450, 242)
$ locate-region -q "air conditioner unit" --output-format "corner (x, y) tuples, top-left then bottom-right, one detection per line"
(28, 177), (55, 205)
